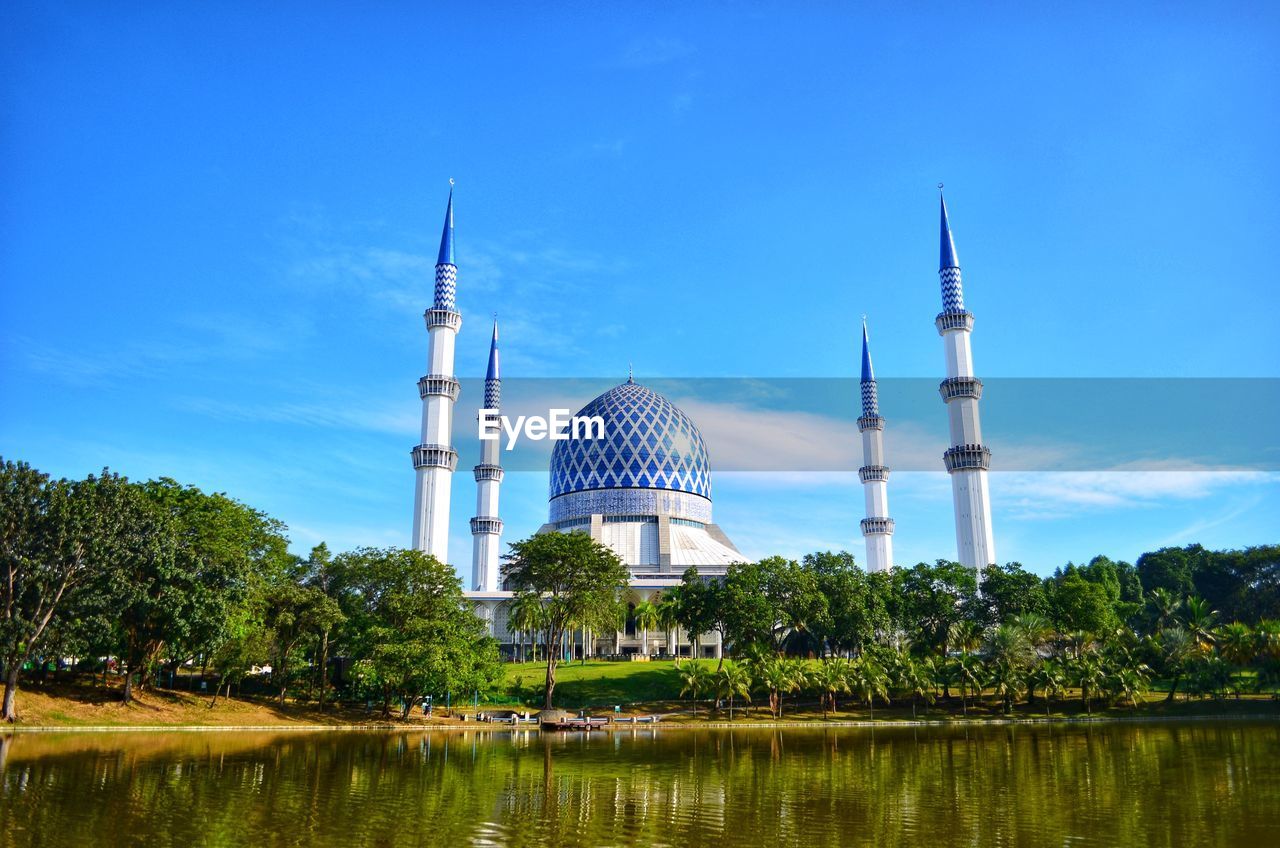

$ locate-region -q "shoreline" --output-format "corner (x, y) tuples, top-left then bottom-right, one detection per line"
(6, 712), (1278, 734)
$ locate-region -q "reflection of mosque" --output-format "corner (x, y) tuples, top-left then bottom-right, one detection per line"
(409, 188), (997, 659)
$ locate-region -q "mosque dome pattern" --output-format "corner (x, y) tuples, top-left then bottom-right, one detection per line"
(549, 381), (712, 501)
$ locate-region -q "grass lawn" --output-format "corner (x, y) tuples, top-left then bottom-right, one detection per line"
(502, 660), (687, 709)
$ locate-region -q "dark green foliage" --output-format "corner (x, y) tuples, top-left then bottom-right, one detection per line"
(892, 560), (978, 656)
(979, 562), (1048, 626)
(329, 547), (500, 718)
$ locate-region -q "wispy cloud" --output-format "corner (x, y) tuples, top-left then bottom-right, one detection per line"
(13, 312), (312, 386)
(176, 394), (418, 437)
(998, 465), (1279, 520)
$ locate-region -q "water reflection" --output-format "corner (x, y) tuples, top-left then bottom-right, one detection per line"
(2, 722), (1278, 847)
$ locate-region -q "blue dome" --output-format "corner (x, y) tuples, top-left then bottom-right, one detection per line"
(549, 381), (712, 501)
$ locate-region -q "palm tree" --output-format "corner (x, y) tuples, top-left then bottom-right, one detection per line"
(812, 658), (851, 718)
(1255, 620), (1280, 661)
(506, 595), (546, 663)
(633, 600), (661, 657)
(896, 656), (934, 718)
(985, 624), (1036, 708)
(718, 661), (753, 720)
(1217, 622), (1254, 668)
(1011, 613), (1053, 649)
(1147, 587), (1182, 634)
(987, 663), (1023, 714)
(1071, 652), (1106, 716)
(655, 592), (680, 659)
(1158, 625), (1194, 702)
(1183, 596), (1220, 652)
(848, 656), (890, 719)
(1027, 660), (1066, 717)
(679, 661), (713, 716)
(949, 619), (985, 656)
(954, 653), (983, 717)
(755, 657), (800, 718)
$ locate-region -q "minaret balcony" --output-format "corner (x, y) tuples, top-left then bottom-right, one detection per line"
(857, 414), (884, 432)
(861, 517), (895, 535)
(939, 377), (983, 402)
(943, 444), (991, 472)
(424, 308), (462, 330)
(473, 463), (504, 482)
(411, 444), (459, 471)
(418, 374), (462, 401)
(935, 310), (974, 334)
(470, 517), (503, 535)
(858, 465), (889, 483)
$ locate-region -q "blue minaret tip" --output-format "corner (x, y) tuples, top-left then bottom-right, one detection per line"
(860, 318), (875, 383)
(939, 189), (960, 270)
(437, 183), (456, 266)
(485, 317), (500, 381)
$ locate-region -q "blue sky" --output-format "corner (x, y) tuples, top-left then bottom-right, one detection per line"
(3, 2), (1277, 578)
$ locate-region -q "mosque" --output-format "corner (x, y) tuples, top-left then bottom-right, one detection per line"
(409, 189), (995, 658)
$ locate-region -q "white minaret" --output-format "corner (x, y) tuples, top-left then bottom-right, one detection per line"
(411, 186), (462, 561)
(470, 319), (504, 590)
(935, 191), (996, 571)
(858, 319), (895, 572)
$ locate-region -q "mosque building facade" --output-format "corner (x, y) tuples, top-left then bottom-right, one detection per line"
(410, 188), (995, 657)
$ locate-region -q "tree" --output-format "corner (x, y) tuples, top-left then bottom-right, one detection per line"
(813, 658), (851, 717)
(679, 661), (713, 716)
(1, 462), (126, 721)
(1137, 545), (1202, 599)
(953, 653), (983, 716)
(984, 624), (1035, 714)
(979, 562), (1047, 627)
(332, 547), (500, 718)
(1071, 652), (1107, 716)
(264, 582), (343, 705)
(1156, 625), (1194, 702)
(502, 532), (628, 708)
(805, 551), (881, 655)
(505, 594), (547, 663)
(752, 656), (800, 718)
(896, 654), (936, 718)
(718, 661), (752, 720)
(893, 560), (978, 656)
(140, 478), (291, 677)
(723, 557), (826, 655)
(1027, 660), (1066, 717)
(1047, 569), (1118, 640)
(632, 600), (660, 656)
(1183, 596), (1219, 652)
(848, 655), (890, 718)
(1216, 622), (1254, 670)
(1146, 588), (1182, 635)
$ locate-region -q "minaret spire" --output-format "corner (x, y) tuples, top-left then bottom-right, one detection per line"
(857, 319), (894, 572)
(933, 190), (996, 571)
(471, 316), (504, 592)
(411, 184), (463, 562)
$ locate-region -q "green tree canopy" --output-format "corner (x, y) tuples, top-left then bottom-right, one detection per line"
(502, 532), (628, 708)
(331, 547), (499, 718)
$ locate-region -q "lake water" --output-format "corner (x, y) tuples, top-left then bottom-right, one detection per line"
(2, 721), (1277, 847)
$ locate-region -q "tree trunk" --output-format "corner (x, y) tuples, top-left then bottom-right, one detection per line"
(317, 630), (330, 711)
(544, 632), (560, 709)
(3, 664), (20, 722)
(123, 670), (134, 705)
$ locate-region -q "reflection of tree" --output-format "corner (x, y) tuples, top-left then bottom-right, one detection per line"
(1, 724), (1275, 846)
